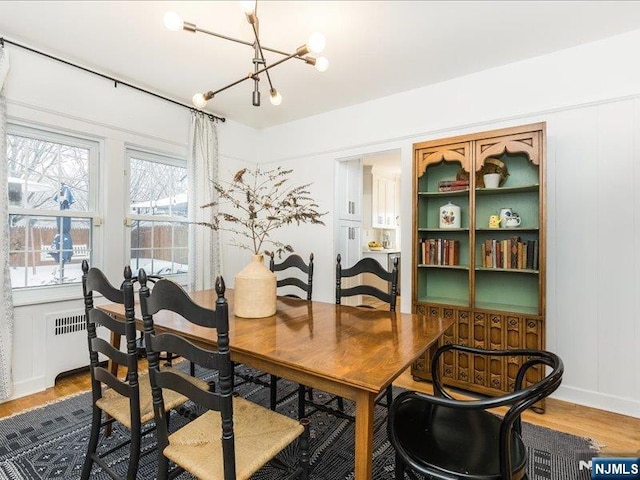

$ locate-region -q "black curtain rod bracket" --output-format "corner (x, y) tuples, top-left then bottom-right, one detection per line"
(0, 36), (225, 123)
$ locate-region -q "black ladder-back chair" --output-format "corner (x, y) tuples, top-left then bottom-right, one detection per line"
(339, 253), (398, 412)
(299, 254), (399, 421)
(126, 273), (196, 377)
(336, 253), (398, 311)
(138, 271), (310, 480)
(270, 252), (314, 301)
(231, 252), (316, 411)
(387, 345), (564, 480)
(80, 261), (191, 480)
(122, 273), (160, 360)
(268, 252), (315, 411)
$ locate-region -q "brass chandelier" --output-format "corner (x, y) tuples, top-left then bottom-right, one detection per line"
(164, 1), (329, 108)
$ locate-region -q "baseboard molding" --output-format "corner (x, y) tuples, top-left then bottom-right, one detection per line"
(553, 385), (640, 419)
(4, 376), (47, 403)
(1, 361), (107, 406)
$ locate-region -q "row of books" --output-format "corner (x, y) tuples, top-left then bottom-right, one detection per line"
(419, 238), (460, 266)
(437, 179), (469, 192)
(481, 237), (539, 270)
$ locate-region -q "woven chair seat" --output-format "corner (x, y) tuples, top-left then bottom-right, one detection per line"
(164, 396), (304, 480)
(96, 366), (208, 429)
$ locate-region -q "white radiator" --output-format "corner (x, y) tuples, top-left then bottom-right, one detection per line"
(44, 309), (110, 387)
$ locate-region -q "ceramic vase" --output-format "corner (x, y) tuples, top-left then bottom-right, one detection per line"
(234, 254), (277, 318)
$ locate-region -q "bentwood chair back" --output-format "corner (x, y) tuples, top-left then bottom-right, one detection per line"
(138, 271), (311, 480)
(387, 345), (564, 480)
(80, 261), (190, 480)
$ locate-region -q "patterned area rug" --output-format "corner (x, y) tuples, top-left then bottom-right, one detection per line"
(0, 365), (598, 479)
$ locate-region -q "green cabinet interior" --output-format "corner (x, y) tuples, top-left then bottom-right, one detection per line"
(416, 267), (469, 307)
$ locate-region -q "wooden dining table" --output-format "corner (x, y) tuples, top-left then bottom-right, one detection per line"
(98, 289), (453, 480)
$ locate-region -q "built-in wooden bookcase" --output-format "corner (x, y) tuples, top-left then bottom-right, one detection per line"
(411, 123), (546, 410)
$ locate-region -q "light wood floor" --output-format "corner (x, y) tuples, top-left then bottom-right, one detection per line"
(1, 364), (639, 456)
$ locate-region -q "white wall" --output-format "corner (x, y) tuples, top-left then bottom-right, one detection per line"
(251, 30), (640, 418)
(4, 46), (255, 399)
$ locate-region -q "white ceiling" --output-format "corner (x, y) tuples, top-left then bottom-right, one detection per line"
(2, 1), (640, 129)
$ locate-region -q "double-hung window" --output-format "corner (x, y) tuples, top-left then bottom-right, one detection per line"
(7, 125), (98, 289)
(127, 149), (188, 281)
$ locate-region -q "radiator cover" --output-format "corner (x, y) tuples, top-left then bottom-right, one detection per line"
(44, 310), (109, 387)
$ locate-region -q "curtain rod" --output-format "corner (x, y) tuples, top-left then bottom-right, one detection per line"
(0, 37), (226, 123)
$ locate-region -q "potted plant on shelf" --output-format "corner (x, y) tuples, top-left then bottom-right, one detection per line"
(478, 157), (509, 188)
(200, 166), (326, 318)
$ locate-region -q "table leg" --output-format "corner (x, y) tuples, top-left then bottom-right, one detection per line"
(354, 390), (375, 480)
(108, 331), (121, 376)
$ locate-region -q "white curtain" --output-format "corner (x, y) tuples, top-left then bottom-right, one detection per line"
(0, 44), (14, 401)
(187, 111), (220, 291)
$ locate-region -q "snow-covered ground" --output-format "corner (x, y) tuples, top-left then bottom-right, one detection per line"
(10, 259), (188, 288)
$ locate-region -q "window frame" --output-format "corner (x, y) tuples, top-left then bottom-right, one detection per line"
(7, 123), (101, 305)
(125, 148), (189, 285)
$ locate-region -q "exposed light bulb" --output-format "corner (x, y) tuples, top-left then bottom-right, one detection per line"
(163, 11), (184, 31)
(269, 89), (283, 106)
(192, 92), (208, 108)
(238, 1), (256, 15)
(307, 32), (326, 54)
(315, 56), (329, 72)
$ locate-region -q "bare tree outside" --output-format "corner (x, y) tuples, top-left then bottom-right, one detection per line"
(128, 156), (189, 275)
(7, 133), (91, 287)
(7, 134), (89, 210)
(129, 158), (187, 217)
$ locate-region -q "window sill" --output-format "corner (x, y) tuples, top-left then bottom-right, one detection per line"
(12, 283), (84, 307)
(12, 273), (189, 307)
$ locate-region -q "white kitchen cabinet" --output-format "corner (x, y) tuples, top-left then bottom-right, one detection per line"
(337, 158), (363, 221)
(371, 174), (398, 228)
(337, 222), (361, 268)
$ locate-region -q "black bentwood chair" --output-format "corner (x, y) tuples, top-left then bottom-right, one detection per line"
(138, 271), (310, 480)
(80, 261), (195, 480)
(299, 254), (399, 420)
(387, 345), (564, 480)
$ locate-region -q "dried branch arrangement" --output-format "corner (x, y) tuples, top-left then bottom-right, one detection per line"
(200, 166), (326, 256)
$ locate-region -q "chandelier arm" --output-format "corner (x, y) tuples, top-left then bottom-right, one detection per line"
(193, 25), (306, 61)
(193, 26), (255, 48)
(211, 74), (254, 97)
(256, 44), (314, 61)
